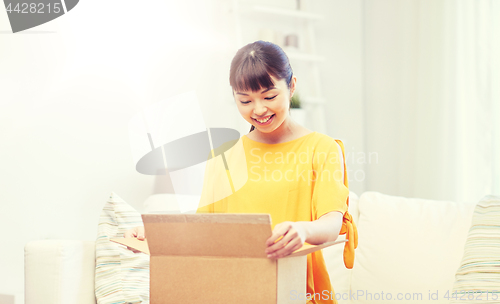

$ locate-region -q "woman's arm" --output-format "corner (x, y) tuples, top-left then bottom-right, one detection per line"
(265, 211), (343, 259)
(302, 211), (344, 245)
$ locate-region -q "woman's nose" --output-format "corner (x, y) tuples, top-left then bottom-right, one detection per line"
(253, 102), (267, 116)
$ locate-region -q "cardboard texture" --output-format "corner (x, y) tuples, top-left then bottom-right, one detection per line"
(111, 213), (347, 304)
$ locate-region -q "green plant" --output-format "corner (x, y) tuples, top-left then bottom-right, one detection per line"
(290, 94), (302, 108)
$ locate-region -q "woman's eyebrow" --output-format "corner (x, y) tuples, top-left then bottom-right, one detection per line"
(261, 86), (277, 93)
(236, 86), (277, 96)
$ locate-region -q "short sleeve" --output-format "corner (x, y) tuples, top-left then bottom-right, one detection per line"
(311, 139), (349, 220)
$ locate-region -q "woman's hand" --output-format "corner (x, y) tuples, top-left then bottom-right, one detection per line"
(265, 221), (308, 259)
(124, 226), (146, 253)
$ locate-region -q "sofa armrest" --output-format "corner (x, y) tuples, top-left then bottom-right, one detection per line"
(25, 240), (96, 304)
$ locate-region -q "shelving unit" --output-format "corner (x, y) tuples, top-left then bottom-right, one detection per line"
(252, 5), (323, 20)
(230, 0), (328, 133)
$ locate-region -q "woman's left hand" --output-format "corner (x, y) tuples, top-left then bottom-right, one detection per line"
(265, 221), (308, 259)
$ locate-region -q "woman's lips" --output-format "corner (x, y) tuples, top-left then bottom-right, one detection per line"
(253, 114), (275, 126)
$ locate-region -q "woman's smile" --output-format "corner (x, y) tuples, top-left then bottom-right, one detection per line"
(252, 114), (275, 125)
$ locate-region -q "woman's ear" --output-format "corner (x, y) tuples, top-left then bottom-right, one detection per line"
(289, 76), (297, 97)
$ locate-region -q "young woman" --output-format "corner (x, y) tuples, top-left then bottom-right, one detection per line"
(126, 40), (358, 304)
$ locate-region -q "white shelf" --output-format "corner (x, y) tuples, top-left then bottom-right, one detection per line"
(252, 5), (324, 20)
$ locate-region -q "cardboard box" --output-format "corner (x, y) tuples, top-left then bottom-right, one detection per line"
(112, 213), (346, 304)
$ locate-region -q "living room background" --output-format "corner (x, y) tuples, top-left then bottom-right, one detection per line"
(0, 0), (498, 302)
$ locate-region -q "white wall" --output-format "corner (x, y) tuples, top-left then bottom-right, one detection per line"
(362, 0), (420, 197)
(0, 0), (239, 298)
(312, 0), (365, 194)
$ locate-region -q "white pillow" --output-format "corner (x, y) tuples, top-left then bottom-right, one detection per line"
(350, 192), (476, 304)
(450, 195), (500, 303)
(95, 192), (149, 304)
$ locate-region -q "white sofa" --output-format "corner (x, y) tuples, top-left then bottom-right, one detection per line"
(24, 191), (477, 304)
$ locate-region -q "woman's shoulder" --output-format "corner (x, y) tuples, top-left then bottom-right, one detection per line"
(309, 131), (344, 146)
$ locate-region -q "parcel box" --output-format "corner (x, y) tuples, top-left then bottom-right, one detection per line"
(112, 213), (346, 304)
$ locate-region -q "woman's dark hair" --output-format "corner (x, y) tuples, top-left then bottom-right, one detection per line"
(229, 40), (294, 132)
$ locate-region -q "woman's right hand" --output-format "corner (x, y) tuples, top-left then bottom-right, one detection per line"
(124, 226), (146, 253)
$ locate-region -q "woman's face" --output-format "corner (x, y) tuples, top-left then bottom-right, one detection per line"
(233, 75), (295, 133)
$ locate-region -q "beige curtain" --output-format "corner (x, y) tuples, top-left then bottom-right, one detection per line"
(363, 0), (499, 202)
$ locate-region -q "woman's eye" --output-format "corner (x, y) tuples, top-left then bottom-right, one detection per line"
(240, 95), (276, 104)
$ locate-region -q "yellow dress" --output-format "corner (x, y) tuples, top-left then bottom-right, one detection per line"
(196, 131), (357, 304)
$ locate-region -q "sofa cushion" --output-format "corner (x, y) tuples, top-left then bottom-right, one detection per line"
(25, 240), (96, 304)
(350, 192), (476, 304)
(450, 195), (500, 303)
(95, 192), (149, 304)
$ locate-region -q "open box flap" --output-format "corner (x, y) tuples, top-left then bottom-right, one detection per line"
(142, 213), (273, 258)
(111, 238), (347, 258)
(286, 239), (348, 258)
(111, 237), (150, 255)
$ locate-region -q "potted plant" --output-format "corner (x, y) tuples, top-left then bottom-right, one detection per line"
(289, 93), (307, 125)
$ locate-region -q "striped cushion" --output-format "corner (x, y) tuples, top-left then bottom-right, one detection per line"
(451, 195), (500, 303)
(95, 192), (149, 304)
